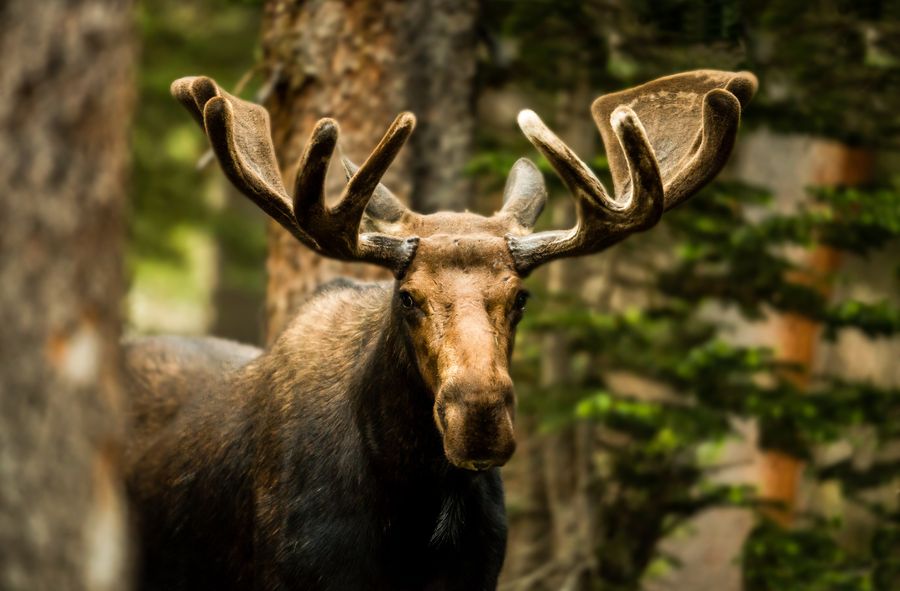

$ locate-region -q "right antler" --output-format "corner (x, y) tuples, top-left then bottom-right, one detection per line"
(171, 76), (420, 274)
(508, 70), (758, 274)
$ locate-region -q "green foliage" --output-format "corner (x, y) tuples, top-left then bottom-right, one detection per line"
(743, 515), (900, 590)
(509, 170), (900, 586)
(742, 1), (900, 145)
(743, 520), (873, 591)
(660, 182), (900, 332)
(130, 0), (265, 325)
(479, 0), (614, 92)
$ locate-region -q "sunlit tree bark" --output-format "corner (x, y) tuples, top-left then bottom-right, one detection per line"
(260, 0), (479, 342)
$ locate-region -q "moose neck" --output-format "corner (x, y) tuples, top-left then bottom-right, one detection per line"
(352, 287), (448, 480)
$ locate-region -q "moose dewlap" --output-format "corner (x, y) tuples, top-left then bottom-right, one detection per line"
(124, 70), (756, 590)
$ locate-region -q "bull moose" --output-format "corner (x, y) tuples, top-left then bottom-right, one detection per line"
(123, 70), (756, 590)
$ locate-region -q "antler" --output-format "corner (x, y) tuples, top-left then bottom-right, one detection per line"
(170, 76), (419, 274)
(507, 70), (757, 274)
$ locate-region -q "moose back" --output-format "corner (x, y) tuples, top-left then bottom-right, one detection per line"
(124, 70), (756, 590)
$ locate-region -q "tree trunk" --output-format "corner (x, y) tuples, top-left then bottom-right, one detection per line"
(260, 0), (478, 342)
(761, 142), (875, 525)
(0, 1), (135, 590)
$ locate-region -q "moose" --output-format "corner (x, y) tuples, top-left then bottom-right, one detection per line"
(123, 70), (756, 590)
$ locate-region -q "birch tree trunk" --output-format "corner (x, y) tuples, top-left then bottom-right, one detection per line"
(0, 1), (135, 589)
(260, 0), (478, 342)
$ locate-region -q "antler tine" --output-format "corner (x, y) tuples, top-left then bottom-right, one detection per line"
(291, 112), (419, 270)
(508, 103), (664, 273)
(337, 112), (416, 221)
(508, 70), (755, 275)
(292, 117), (339, 233)
(173, 76), (319, 250)
(658, 88), (741, 209)
(171, 76), (218, 127)
(202, 95), (314, 246)
(516, 109), (619, 212)
(592, 70), (757, 210)
(341, 157), (411, 225)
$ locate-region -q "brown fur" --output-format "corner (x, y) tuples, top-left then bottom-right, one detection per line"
(124, 273), (510, 589)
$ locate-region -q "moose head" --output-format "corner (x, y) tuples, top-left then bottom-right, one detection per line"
(171, 70), (756, 471)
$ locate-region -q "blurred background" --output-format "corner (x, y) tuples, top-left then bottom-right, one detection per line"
(2, 0), (900, 589)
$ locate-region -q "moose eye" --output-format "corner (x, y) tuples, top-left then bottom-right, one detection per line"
(513, 290), (530, 312)
(398, 291), (416, 310)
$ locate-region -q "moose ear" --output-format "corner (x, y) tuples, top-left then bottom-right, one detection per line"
(499, 158), (547, 230)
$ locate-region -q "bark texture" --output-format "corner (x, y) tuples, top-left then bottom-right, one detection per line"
(0, 1), (134, 589)
(260, 0), (478, 342)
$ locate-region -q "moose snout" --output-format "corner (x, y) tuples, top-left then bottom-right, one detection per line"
(437, 380), (517, 470)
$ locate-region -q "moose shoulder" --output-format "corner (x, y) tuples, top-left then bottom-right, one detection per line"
(124, 70), (756, 590)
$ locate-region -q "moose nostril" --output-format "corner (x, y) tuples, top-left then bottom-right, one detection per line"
(435, 399), (449, 432)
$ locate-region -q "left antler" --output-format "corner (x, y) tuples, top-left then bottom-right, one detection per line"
(507, 70), (757, 274)
(170, 76), (420, 275)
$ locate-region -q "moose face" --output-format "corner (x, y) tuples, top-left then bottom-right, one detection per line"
(396, 233), (526, 471)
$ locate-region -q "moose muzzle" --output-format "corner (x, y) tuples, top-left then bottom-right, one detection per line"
(437, 376), (516, 470)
